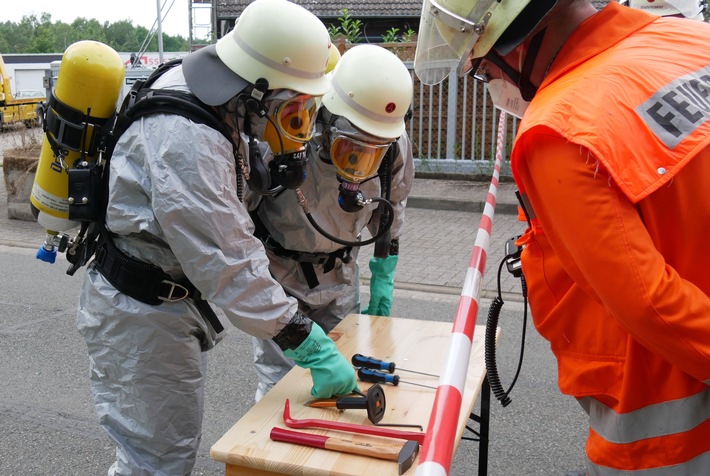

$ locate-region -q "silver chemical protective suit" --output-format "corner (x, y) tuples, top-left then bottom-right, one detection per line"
(76, 65), (298, 475)
(246, 118), (414, 401)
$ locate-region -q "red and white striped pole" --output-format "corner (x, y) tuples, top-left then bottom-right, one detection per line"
(415, 111), (508, 476)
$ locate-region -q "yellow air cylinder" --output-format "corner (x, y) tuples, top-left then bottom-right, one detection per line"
(326, 45), (341, 74)
(30, 40), (125, 235)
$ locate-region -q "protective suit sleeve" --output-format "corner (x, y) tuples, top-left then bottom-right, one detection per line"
(361, 255), (399, 316)
(517, 132), (710, 383)
(109, 114), (297, 339)
(275, 312), (359, 398)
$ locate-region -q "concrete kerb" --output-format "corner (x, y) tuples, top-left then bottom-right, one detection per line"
(407, 195), (519, 215)
(408, 172), (520, 215)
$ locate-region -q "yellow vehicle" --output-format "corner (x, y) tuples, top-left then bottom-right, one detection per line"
(0, 55), (45, 129)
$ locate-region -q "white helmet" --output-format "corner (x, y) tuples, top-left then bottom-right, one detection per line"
(215, 0), (332, 95)
(626, 0), (706, 20)
(414, 0), (557, 85)
(322, 44), (413, 139)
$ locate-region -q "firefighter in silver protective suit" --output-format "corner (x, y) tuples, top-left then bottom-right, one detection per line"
(75, 1), (358, 474)
(247, 44), (415, 401)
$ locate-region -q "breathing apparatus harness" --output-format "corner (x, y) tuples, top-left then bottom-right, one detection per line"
(56, 59), (248, 334)
(249, 117), (399, 289)
(293, 109), (396, 249)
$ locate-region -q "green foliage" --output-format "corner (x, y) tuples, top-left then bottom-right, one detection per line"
(331, 8), (362, 43)
(329, 9), (416, 45)
(327, 24), (340, 40)
(401, 28), (416, 42)
(0, 12), (189, 54)
(382, 28), (400, 43)
(382, 27), (417, 44)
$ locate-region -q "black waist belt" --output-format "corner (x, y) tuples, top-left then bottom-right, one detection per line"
(92, 234), (224, 333)
(250, 211), (352, 289)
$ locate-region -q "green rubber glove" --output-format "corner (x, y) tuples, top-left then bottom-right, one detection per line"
(361, 255), (398, 317)
(283, 323), (359, 398)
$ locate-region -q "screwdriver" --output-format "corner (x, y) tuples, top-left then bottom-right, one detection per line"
(357, 368), (437, 390)
(351, 354), (439, 378)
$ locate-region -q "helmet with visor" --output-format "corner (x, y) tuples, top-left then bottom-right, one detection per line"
(414, 0), (558, 85)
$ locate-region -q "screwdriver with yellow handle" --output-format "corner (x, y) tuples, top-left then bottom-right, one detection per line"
(351, 354), (439, 378)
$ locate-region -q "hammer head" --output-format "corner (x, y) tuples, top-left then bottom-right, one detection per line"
(397, 440), (420, 474)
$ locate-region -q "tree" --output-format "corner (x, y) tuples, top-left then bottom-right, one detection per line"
(0, 13), (189, 54)
(105, 21), (141, 53)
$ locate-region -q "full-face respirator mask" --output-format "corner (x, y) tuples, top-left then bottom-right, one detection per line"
(320, 115), (394, 213)
(291, 112), (396, 249)
(239, 81), (319, 196)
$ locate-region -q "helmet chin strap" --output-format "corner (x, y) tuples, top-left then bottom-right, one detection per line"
(485, 28), (547, 102)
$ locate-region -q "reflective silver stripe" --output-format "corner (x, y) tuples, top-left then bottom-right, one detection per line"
(636, 65), (710, 149)
(332, 81), (401, 124)
(580, 387), (710, 445)
(233, 35), (324, 80)
(587, 450), (710, 476)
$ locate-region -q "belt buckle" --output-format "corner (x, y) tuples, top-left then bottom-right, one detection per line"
(300, 252), (326, 264)
(158, 280), (190, 302)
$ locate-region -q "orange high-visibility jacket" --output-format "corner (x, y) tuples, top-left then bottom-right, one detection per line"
(511, 3), (710, 474)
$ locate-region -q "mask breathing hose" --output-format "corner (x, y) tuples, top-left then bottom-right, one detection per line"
(295, 189), (395, 247)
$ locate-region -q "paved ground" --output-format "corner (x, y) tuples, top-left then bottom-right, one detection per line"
(1, 123), (527, 300)
(0, 180), (527, 299)
(1, 128), (587, 476)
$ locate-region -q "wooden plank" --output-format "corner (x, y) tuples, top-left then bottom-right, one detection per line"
(212, 314), (494, 476)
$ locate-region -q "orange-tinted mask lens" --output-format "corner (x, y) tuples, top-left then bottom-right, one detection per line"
(262, 95), (318, 154)
(330, 135), (390, 183)
(276, 95), (317, 142)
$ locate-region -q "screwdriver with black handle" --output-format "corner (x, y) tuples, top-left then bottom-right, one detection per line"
(357, 368), (437, 390)
(351, 354), (439, 378)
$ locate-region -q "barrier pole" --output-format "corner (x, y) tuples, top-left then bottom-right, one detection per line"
(415, 111), (508, 476)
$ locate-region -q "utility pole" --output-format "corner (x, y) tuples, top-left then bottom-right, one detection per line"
(156, 0), (165, 63)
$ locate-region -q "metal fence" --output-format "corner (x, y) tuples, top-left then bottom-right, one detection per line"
(352, 41), (518, 178)
(406, 63), (518, 178)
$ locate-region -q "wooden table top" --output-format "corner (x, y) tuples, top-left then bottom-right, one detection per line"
(211, 314), (492, 476)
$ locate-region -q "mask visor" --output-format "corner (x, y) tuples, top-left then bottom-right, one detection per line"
(330, 134), (391, 183)
(263, 94), (318, 154)
(414, 0), (498, 85)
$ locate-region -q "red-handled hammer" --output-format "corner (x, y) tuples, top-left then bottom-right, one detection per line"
(270, 427), (419, 474)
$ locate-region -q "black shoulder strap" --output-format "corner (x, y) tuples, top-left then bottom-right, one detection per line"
(110, 59), (235, 153)
(373, 141), (397, 258)
(108, 59), (242, 196)
(65, 59), (242, 275)
(378, 140), (396, 201)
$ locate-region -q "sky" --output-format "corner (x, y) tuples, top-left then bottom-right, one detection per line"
(3, 0), (206, 38)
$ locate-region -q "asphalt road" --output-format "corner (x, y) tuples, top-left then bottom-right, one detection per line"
(0, 123), (588, 475)
(0, 244), (587, 476)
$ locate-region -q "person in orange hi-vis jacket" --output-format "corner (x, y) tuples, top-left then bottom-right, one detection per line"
(414, 0), (710, 474)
